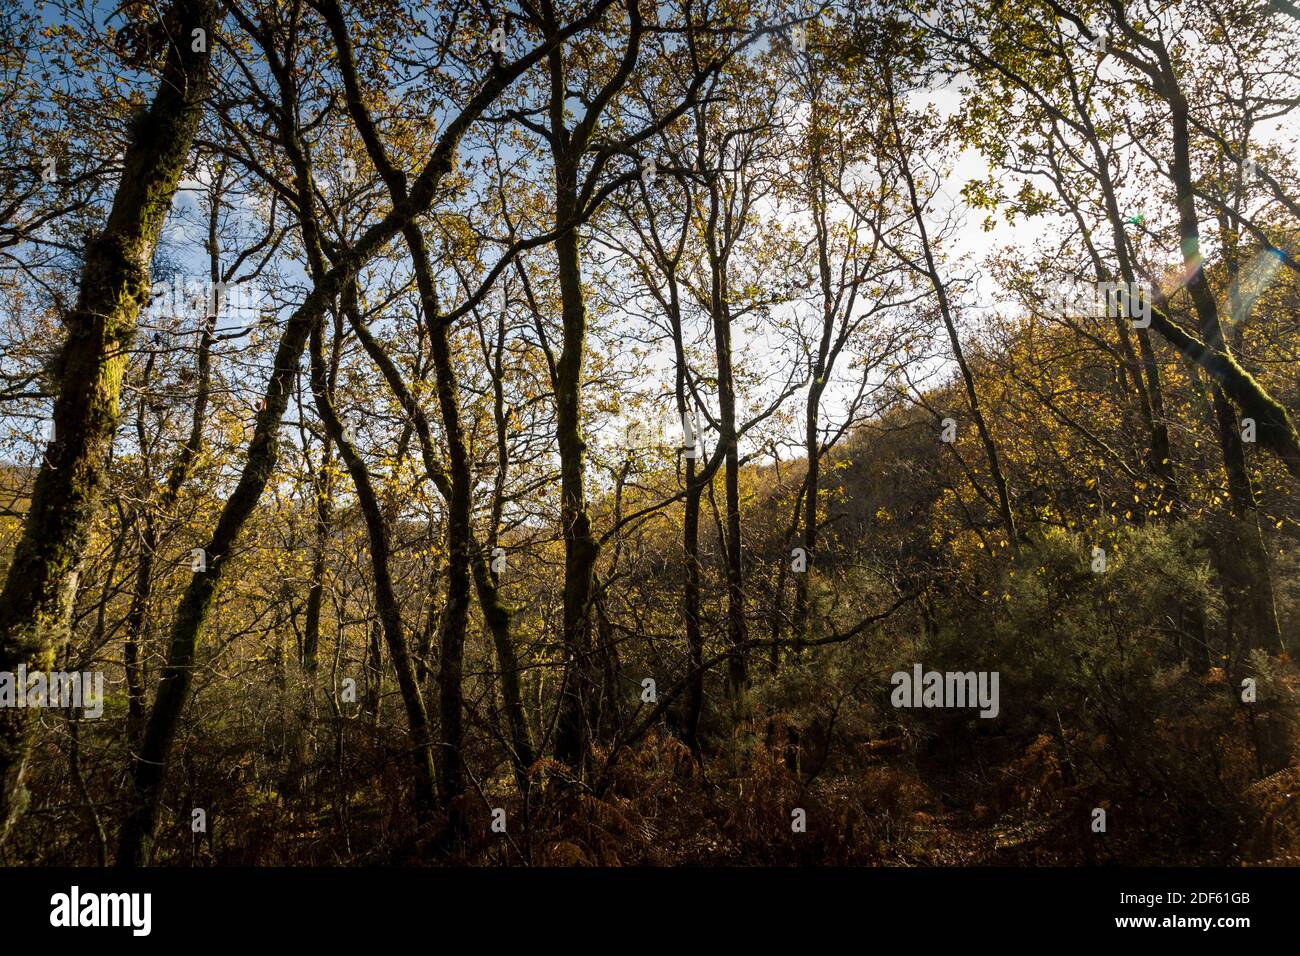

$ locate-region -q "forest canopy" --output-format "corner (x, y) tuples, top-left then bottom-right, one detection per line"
(0, 0), (1298, 866)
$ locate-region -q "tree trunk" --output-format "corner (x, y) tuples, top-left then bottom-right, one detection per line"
(306, 312), (438, 818)
(553, 211), (601, 772)
(1164, 88), (1282, 655)
(415, 244), (473, 822)
(715, 307), (749, 705)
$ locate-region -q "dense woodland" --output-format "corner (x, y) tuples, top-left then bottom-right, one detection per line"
(1, 0), (1299, 866)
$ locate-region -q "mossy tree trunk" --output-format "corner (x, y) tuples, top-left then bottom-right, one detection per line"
(0, 0), (216, 848)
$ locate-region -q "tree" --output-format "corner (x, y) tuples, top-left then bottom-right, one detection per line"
(0, 0), (217, 846)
